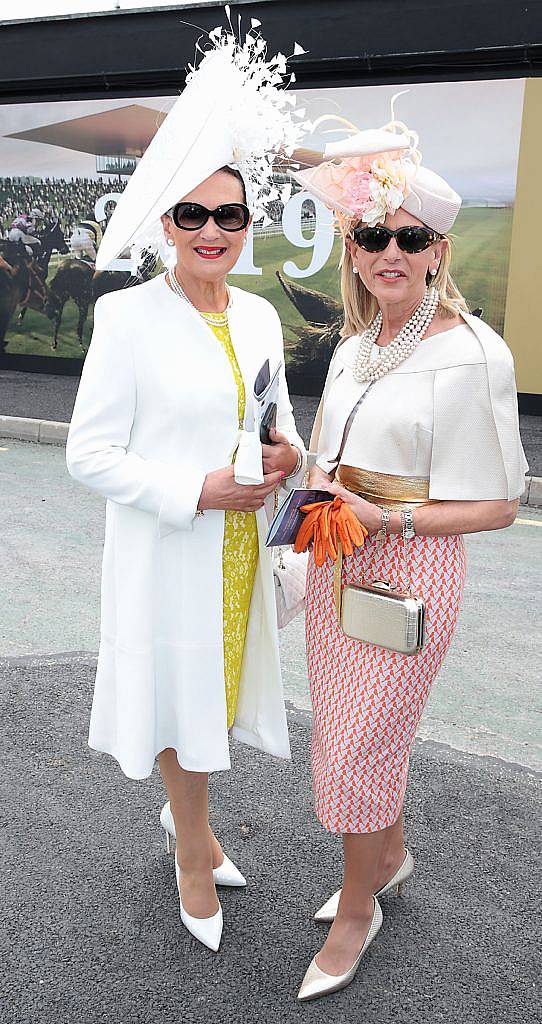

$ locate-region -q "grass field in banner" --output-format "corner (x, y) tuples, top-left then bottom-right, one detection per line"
(234, 207), (513, 343)
(3, 207), (512, 372)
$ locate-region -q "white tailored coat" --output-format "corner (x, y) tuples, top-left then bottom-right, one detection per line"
(66, 274), (306, 780)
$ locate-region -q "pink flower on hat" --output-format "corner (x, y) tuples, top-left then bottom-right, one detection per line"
(293, 147), (415, 226)
(331, 153), (410, 224)
(343, 169), (373, 211)
(358, 155), (410, 225)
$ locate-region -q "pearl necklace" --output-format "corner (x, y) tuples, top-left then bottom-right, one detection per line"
(353, 286), (439, 384)
(166, 268), (232, 322)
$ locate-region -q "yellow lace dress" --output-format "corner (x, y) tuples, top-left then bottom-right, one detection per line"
(201, 310), (259, 728)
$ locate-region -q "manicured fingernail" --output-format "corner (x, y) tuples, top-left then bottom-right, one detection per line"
(280, 471), (286, 479)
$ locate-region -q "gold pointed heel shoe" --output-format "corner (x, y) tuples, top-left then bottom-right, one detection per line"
(314, 849), (414, 923)
(298, 897), (383, 1002)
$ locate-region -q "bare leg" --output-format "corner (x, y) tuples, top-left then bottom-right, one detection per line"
(158, 748), (219, 918)
(374, 811), (406, 891)
(207, 827), (226, 870)
(316, 814), (407, 976)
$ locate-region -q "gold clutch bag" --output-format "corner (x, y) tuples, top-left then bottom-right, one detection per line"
(333, 542), (426, 656)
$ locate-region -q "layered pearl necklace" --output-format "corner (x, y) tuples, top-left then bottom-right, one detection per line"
(166, 267), (232, 323)
(353, 286), (439, 384)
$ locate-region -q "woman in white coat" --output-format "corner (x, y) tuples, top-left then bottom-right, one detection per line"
(66, 23), (308, 954)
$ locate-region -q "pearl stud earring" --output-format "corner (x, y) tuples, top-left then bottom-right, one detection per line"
(430, 266), (438, 276)
(353, 266), (359, 275)
(167, 238), (175, 247)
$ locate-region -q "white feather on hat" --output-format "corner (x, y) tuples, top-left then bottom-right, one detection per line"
(96, 15), (310, 271)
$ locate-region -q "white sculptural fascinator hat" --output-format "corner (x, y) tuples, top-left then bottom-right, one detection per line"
(292, 97), (461, 235)
(96, 7), (310, 270)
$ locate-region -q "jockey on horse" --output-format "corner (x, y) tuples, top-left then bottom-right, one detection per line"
(8, 208), (45, 256)
(69, 218), (103, 264)
(1, 208), (48, 307)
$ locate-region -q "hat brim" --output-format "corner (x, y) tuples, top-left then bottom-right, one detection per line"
(96, 52), (239, 270)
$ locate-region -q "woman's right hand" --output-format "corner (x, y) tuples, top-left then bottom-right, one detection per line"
(198, 466), (285, 513)
(308, 464), (334, 491)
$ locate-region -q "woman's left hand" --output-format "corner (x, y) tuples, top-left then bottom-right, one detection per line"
(262, 428), (299, 477)
(326, 480), (382, 535)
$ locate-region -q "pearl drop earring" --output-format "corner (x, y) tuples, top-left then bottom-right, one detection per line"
(167, 238), (175, 247)
(352, 266), (359, 275)
(430, 266), (438, 276)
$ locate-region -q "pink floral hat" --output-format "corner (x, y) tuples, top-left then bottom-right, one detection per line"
(292, 113), (461, 235)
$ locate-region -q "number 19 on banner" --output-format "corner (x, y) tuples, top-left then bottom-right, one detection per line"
(232, 193), (335, 279)
(96, 193), (335, 280)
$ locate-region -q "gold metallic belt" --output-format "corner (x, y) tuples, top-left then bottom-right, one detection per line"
(336, 465), (441, 511)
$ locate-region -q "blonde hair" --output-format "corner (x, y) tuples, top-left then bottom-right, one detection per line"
(340, 231), (469, 339)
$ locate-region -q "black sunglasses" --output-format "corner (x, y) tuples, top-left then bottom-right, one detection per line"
(167, 202), (250, 232)
(351, 225), (440, 254)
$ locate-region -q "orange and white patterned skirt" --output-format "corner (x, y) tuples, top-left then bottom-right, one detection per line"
(305, 533), (466, 834)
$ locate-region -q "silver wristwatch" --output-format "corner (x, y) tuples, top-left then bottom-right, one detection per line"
(401, 508), (416, 541)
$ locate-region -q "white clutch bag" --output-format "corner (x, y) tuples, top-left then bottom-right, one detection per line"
(273, 547), (308, 629)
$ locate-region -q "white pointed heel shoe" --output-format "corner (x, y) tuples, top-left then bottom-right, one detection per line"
(314, 849), (415, 923)
(298, 897), (383, 1002)
(175, 855), (223, 952)
(160, 801), (246, 887)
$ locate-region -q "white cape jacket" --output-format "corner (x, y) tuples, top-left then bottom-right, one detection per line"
(310, 311), (528, 501)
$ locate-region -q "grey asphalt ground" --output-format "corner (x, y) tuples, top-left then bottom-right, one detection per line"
(1, 424), (541, 1022)
(0, 368), (541, 474)
(1, 653), (540, 1024)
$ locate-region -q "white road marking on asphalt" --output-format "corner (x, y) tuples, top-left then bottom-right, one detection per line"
(515, 517), (542, 527)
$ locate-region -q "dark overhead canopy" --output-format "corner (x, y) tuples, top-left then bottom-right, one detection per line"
(0, 0), (541, 101)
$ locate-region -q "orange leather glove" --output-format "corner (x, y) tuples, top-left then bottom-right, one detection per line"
(293, 496), (369, 566)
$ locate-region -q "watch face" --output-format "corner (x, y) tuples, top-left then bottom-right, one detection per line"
(401, 510), (416, 539)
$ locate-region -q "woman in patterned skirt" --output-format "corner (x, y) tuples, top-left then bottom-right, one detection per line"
(292, 121), (528, 1000)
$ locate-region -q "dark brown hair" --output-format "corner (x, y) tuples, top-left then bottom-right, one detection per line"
(218, 164), (247, 204)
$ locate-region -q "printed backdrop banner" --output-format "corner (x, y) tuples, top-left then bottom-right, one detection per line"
(0, 79), (526, 394)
